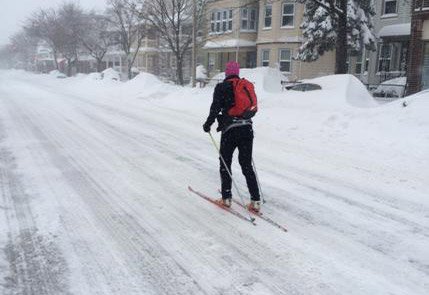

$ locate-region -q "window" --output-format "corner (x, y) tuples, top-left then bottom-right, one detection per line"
(241, 8), (257, 31)
(261, 50), (270, 67)
(210, 12), (215, 32)
(264, 4), (272, 28)
(378, 44), (392, 72)
(383, 0), (397, 15)
(228, 10), (233, 31)
(281, 3), (295, 27)
(216, 11), (221, 32)
(210, 9), (233, 34)
(355, 51), (364, 74)
(279, 49), (291, 72)
(222, 10), (227, 32)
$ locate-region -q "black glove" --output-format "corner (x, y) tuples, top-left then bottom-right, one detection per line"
(203, 122), (211, 133)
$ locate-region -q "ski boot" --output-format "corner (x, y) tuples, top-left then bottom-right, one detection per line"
(215, 198), (232, 208)
(248, 200), (261, 212)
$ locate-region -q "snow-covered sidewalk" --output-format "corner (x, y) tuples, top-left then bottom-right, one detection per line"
(0, 70), (428, 294)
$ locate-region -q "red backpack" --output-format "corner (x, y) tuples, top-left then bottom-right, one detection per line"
(227, 78), (258, 119)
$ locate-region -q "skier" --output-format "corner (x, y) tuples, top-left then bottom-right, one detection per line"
(202, 61), (261, 212)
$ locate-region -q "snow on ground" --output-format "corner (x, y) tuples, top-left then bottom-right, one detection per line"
(0, 69), (428, 295)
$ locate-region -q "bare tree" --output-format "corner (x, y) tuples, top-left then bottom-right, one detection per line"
(25, 8), (63, 70)
(80, 13), (117, 72)
(57, 2), (86, 76)
(0, 45), (15, 69)
(9, 30), (38, 70)
(132, 0), (207, 85)
(107, 0), (146, 79)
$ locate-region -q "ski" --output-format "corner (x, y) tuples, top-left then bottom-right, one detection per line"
(232, 199), (288, 233)
(188, 186), (256, 225)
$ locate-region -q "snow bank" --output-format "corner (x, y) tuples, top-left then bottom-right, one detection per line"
(344, 75), (378, 108)
(211, 67), (286, 94)
(122, 72), (178, 99)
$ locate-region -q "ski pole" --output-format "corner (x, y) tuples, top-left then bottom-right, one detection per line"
(251, 158), (266, 204)
(208, 132), (254, 221)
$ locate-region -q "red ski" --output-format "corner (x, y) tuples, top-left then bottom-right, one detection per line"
(232, 199), (288, 233)
(188, 186), (256, 225)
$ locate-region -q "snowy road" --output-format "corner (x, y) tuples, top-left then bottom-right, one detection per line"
(0, 71), (428, 294)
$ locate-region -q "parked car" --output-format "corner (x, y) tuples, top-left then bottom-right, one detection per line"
(286, 83), (322, 92)
(372, 77), (407, 99)
(101, 68), (121, 81)
(49, 70), (67, 79)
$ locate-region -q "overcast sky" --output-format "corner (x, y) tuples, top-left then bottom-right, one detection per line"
(0, 0), (108, 46)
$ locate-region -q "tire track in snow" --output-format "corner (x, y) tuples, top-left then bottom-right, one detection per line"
(8, 79), (335, 294)
(0, 119), (70, 295)
(26, 92), (304, 294)
(4, 98), (207, 295)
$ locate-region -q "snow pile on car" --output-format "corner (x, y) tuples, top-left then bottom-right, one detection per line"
(49, 70), (67, 79)
(101, 68), (121, 81)
(308, 74), (377, 108)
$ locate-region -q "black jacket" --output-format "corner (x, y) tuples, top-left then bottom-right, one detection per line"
(205, 75), (254, 132)
(204, 75), (237, 127)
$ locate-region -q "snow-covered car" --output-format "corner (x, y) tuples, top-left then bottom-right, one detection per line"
(87, 72), (102, 80)
(286, 83), (322, 92)
(101, 68), (121, 81)
(49, 70), (67, 79)
(372, 77), (406, 99)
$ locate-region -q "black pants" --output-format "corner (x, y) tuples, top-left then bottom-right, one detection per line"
(219, 125), (260, 201)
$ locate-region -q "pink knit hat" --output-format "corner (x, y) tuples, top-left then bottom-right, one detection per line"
(225, 61), (240, 77)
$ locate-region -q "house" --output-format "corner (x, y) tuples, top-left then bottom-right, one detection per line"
(202, 0), (336, 80)
(407, 0), (429, 94)
(256, 0), (335, 80)
(35, 41), (56, 73)
(104, 25), (191, 83)
(366, 0), (411, 85)
(203, 0), (259, 77)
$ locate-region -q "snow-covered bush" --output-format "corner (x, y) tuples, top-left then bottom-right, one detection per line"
(196, 65), (207, 81)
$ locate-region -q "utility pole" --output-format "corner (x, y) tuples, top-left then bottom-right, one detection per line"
(191, 0), (197, 87)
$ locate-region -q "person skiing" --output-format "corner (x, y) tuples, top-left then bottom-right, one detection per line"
(202, 61), (261, 212)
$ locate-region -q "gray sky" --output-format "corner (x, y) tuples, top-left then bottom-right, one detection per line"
(0, 0), (108, 46)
